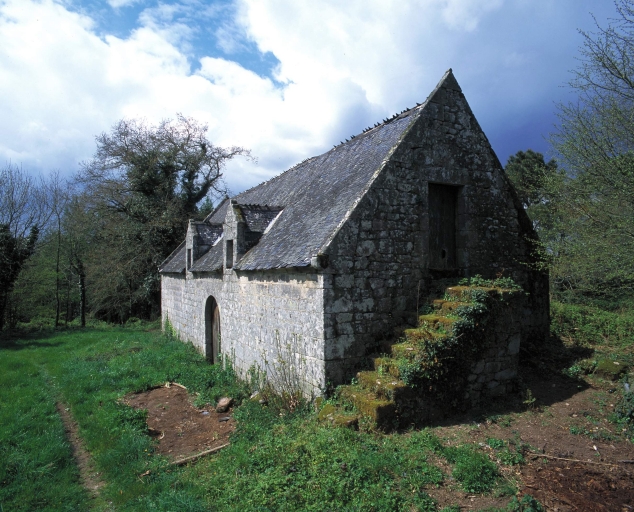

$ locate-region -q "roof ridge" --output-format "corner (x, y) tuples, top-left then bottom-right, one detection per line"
(203, 197), (229, 223)
(331, 68), (457, 148)
(236, 103), (421, 200)
(237, 203), (284, 209)
(236, 69), (457, 200)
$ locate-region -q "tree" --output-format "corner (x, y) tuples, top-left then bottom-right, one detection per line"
(550, 0), (634, 303)
(63, 196), (92, 327)
(0, 165), (49, 329)
(77, 114), (250, 321)
(43, 171), (71, 327)
(0, 224), (38, 330)
(504, 149), (564, 242)
(505, 150), (559, 209)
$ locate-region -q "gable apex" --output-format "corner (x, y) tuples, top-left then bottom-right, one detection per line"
(439, 68), (462, 92)
(424, 68), (463, 106)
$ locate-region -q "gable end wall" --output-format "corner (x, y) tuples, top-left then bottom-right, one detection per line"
(323, 80), (549, 384)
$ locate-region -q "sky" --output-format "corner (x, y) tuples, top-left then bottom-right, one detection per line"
(0, 0), (618, 195)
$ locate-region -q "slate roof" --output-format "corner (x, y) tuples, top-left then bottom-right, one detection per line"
(159, 241), (186, 274)
(160, 69), (458, 273)
(233, 110), (419, 269)
(189, 241), (223, 272)
(241, 205), (284, 233)
(196, 223), (223, 245)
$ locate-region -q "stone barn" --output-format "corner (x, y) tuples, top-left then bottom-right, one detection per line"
(160, 69), (549, 397)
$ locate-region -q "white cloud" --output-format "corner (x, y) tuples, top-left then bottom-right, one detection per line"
(0, 0), (620, 194)
(107, 0), (143, 8)
(439, 0), (504, 31)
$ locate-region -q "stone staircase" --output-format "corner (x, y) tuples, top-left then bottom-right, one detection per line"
(317, 282), (523, 430)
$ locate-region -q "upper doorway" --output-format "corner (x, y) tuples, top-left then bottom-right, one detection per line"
(428, 183), (458, 270)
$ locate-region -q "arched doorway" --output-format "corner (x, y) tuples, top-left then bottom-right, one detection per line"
(204, 296), (220, 363)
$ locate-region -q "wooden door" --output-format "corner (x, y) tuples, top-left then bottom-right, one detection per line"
(428, 184), (457, 269)
(205, 297), (220, 363)
(212, 305), (220, 363)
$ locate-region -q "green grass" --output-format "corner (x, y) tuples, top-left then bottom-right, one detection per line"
(551, 301), (634, 350)
(1, 325), (248, 511)
(0, 347), (89, 511)
(189, 409), (446, 511)
(11, 299), (633, 510)
(1, 325), (521, 511)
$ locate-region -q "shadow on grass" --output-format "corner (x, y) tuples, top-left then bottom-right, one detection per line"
(0, 326), (80, 350)
(406, 334), (595, 430)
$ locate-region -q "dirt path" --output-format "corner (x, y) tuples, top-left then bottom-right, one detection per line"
(56, 402), (105, 496)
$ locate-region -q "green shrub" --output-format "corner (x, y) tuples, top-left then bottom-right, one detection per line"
(611, 389), (634, 439)
(505, 494), (545, 511)
(442, 445), (499, 493)
(486, 437), (506, 449)
(551, 301), (634, 348)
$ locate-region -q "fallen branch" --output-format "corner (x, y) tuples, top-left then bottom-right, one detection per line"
(164, 382), (187, 390)
(171, 443), (230, 466)
(619, 460), (634, 464)
(529, 452), (620, 467)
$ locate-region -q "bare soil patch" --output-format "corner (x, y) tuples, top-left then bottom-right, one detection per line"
(123, 384), (236, 462)
(428, 369), (634, 511)
(56, 402), (104, 495)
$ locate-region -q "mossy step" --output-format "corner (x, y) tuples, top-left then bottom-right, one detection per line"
(356, 371), (413, 401)
(418, 314), (457, 331)
(391, 340), (446, 361)
(316, 403), (360, 429)
(431, 299), (469, 314)
(445, 286), (515, 301)
(372, 356), (400, 378)
(338, 385), (396, 428)
(594, 359), (629, 381)
(403, 327), (449, 344)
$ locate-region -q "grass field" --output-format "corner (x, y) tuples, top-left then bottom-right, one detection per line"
(1, 303), (632, 511)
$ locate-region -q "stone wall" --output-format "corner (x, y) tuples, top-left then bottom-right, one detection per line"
(162, 74), (548, 395)
(464, 295), (523, 405)
(322, 72), (549, 384)
(161, 268), (327, 396)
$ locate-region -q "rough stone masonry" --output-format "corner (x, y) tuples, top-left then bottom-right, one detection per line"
(160, 69), (549, 397)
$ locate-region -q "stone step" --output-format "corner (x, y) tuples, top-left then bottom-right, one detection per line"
(316, 403), (360, 429)
(445, 285), (509, 301)
(418, 314), (457, 332)
(372, 356), (400, 378)
(403, 327), (449, 344)
(338, 385), (397, 429)
(356, 371), (414, 401)
(391, 340), (445, 362)
(431, 299), (469, 314)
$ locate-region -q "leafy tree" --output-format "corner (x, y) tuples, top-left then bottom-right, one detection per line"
(0, 165), (49, 329)
(550, 0), (634, 303)
(0, 224), (39, 330)
(505, 150), (559, 209)
(77, 114), (250, 321)
(504, 150), (564, 248)
(64, 197), (90, 327)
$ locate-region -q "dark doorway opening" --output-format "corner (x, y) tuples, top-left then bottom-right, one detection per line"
(204, 296), (220, 363)
(428, 183), (458, 270)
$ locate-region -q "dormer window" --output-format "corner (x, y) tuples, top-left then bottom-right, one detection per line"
(187, 248), (192, 270)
